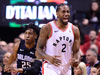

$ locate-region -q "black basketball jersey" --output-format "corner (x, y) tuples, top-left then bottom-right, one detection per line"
(17, 40), (36, 75)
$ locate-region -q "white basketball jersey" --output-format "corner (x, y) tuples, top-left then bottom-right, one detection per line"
(45, 21), (74, 65)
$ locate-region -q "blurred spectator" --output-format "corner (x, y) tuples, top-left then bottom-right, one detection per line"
(11, 62), (17, 75)
(80, 30), (100, 55)
(3, 52), (11, 65)
(90, 67), (97, 75)
(0, 63), (3, 75)
(86, 48), (99, 75)
(18, 33), (25, 40)
(13, 37), (21, 44)
(90, 44), (98, 53)
(73, 20), (85, 45)
(94, 62), (100, 75)
(82, 0), (100, 30)
(2, 52), (11, 75)
(0, 48), (6, 63)
(96, 29), (100, 42)
(0, 41), (8, 51)
(0, 40), (7, 63)
(74, 62), (87, 75)
(8, 42), (14, 53)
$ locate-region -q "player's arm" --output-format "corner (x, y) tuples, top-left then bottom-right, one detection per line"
(70, 25), (80, 67)
(35, 24), (61, 66)
(7, 42), (20, 65)
(72, 25), (80, 60)
(4, 42), (20, 72)
(35, 24), (50, 60)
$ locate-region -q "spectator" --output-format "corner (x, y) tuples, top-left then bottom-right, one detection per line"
(97, 29), (100, 42)
(0, 63), (3, 75)
(19, 33), (25, 40)
(80, 30), (100, 55)
(86, 48), (99, 75)
(3, 52), (11, 65)
(82, 0), (100, 26)
(0, 41), (8, 51)
(90, 67), (97, 75)
(0, 48), (6, 63)
(2, 52), (11, 75)
(90, 44), (98, 53)
(74, 62), (87, 75)
(8, 42), (14, 53)
(94, 62), (100, 75)
(73, 20), (85, 45)
(13, 37), (21, 44)
(11, 62), (17, 75)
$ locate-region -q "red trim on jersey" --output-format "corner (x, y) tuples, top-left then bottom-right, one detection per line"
(72, 24), (75, 37)
(42, 61), (48, 75)
(54, 21), (69, 32)
(48, 23), (52, 39)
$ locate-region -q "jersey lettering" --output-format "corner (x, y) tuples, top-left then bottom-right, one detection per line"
(22, 61), (31, 68)
(62, 44), (66, 52)
(53, 36), (72, 47)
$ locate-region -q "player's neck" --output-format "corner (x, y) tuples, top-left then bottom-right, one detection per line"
(25, 41), (35, 50)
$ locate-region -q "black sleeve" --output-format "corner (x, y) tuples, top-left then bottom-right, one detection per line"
(23, 60), (42, 74)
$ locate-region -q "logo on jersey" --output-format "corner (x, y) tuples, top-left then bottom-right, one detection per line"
(69, 30), (71, 33)
(53, 36), (73, 47)
(69, 30), (72, 34)
(30, 52), (34, 55)
(54, 30), (59, 33)
(17, 54), (34, 61)
(20, 49), (24, 51)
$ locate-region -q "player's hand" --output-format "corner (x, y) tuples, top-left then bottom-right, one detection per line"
(47, 55), (61, 67)
(69, 58), (79, 67)
(4, 65), (11, 73)
(4, 65), (17, 73)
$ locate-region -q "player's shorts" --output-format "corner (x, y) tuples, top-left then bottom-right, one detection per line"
(42, 61), (71, 75)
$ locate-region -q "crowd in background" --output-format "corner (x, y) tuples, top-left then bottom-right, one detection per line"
(0, 33), (24, 75)
(0, 0), (100, 75)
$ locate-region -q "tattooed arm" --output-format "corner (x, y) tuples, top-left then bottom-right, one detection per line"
(35, 24), (61, 66)
(35, 24), (50, 59)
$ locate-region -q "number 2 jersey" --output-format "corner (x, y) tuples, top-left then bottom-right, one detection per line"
(44, 21), (74, 74)
(17, 40), (36, 75)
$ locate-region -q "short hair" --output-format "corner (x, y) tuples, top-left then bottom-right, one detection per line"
(56, 3), (68, 12)
(89, 30), (97, 35)
(90, 44), (98, 53)
(86, 48), (98, 56)
(14, 36), (21, 40)
(24, 22), (40, 37)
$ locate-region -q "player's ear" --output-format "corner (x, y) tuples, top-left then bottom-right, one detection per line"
(34, 34), (37, 39)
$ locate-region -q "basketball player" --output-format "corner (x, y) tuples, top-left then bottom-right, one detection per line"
(35, 3), (80, 75)
(4, 23), (42, 75)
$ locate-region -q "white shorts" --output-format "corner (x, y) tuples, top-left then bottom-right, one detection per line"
(42, 61), (71, 75)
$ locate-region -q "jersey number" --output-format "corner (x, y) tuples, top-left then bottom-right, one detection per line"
(22, 61), (31, 68)
(62, 44), (66, 52)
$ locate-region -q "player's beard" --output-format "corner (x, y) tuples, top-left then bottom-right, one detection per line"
(60, 18), (68, 25)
